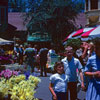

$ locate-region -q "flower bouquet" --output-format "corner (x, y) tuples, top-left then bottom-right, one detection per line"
(0, 69), (41, 100)
(0, 69), (19, 79)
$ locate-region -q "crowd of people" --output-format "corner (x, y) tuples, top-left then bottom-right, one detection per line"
(1, 38), (100, 100)
(13, 43), (59, 77)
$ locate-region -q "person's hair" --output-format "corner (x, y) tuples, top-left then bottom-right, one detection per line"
(89, 42), (94, 50)
(53, 61), (64, 73)
(65, 46), (73, 52)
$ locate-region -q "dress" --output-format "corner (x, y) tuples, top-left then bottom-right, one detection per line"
(84, 55), (100, 100)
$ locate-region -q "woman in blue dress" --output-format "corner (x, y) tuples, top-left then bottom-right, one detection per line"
(84, 39), (100, 100)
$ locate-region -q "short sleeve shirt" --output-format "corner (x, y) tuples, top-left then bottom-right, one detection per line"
(24, 47), (35, 58)
(84, 55), (100, 72)
(50, 73), (68, 92)
(61, 57), (83, 82)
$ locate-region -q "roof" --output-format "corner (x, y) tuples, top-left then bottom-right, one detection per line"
(8, 13), (87, 31)
(8, 12), (27, 31)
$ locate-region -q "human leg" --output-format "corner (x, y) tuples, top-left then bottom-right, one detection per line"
(40, 64), (43, 76)
(20, 55), (23, 65)
(68, 82), (77, 100)
(55, 92), (67, 100)
(44, 63), (47, 77)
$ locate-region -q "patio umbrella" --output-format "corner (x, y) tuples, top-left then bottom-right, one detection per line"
(63, 27), (94, 42)
(81, 26), (100, 38)
(63, 31), (77, 42)
(0, 38), (13, 45)
(72, 27), (94, 37)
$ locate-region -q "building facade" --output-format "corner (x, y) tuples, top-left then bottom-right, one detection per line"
(85, 0), (100, 26)
(0, 0), (8, 32)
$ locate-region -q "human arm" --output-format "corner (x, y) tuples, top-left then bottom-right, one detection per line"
(84, 56), (100, 78)
(84, 71), (100, 78)
(79, 69), (85, 90)
(77, 59), (85, 90)
(81, 45), (88, 59)
(49, 83), (57, 100)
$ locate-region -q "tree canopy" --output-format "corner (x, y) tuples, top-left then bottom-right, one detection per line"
(22, 0), (84, 44)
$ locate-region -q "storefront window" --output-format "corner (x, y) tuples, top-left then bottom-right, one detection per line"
(91, 0), (98, 10)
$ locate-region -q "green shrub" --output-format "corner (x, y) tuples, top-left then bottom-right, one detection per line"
(64, 38), (82, 51)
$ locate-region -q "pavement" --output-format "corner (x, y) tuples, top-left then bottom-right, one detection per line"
(35, 77), (52, 100)
(5, 63), (86, 100)
(35, 77), (86, 100)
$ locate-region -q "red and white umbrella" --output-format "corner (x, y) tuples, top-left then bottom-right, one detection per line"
(63, 27), (94, 42)
(81, 26), (100, 38)
(72, 27), (94, 37)
(63, 31), (77, 42)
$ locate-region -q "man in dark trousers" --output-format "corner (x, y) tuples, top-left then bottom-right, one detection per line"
(24, 44), (35, 73)
(61, 46), (85, 100)
(39, 46), (48, 77)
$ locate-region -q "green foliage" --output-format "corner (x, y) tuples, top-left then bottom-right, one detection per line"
(10, 0), (26, 12)
(64, 38), (82, 50)
(23, 0), (84, 44)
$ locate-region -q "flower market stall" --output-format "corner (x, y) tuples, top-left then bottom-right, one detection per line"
(0, 69), (41, 100)
(0, 38), (14, 65)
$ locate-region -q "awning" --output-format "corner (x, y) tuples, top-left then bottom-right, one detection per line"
(27, 35), (52, 42)
(0, 38), (13, 45)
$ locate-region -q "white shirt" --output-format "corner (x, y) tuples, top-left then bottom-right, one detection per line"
(61, 57), (83, 82)
(50, 73), (68, 92)
(48, 49), (56, 57)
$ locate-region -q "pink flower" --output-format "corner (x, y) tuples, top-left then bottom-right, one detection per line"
(0, 70), (5, 76)
(0, 69), (19, 79)
(12, 71), (18, 76)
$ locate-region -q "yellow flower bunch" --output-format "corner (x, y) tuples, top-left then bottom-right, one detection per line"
(0, 78), (10, 97)
(0, 74), (41, 100)
(29, 75), (41, 86)
(10, 83), (36, 100)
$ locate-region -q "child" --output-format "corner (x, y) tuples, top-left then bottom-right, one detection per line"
(49, 61), (68, 100)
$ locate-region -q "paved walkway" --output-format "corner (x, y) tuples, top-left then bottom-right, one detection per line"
(35, 77), (52, 100)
